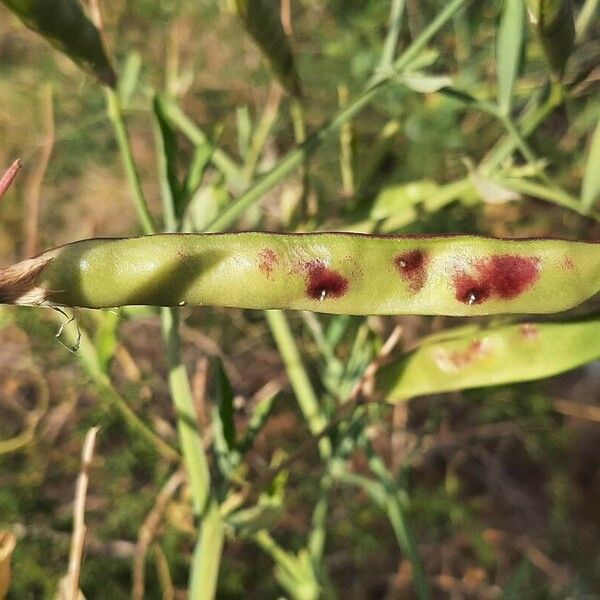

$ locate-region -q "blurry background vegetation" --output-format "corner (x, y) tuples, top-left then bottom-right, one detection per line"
(0, 1), (599, 598)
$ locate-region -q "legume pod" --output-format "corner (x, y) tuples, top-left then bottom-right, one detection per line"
(377, 318), (600, 401)
(1, 233), (599, 314)
(526, 0), (575, 78)
(233, 0), (301, 96)
(1, 0), (116, 87)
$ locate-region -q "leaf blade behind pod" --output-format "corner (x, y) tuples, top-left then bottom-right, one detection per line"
(233, 0), (302, 96)
(2, 0), (116, 86)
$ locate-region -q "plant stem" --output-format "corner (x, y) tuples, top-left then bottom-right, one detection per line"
(56, 312), (180, 462)
(161, 308), (211, 514)
(265, 310), (331, 458)
(158, 96), (245, 190)
(378, 0), (407, 70)
(307, 473), (332, 565)
(107, 80), (220, 596)
(482, 82), (564, 173)
(105, 88), (156, 235)
(241, 84), (283, 182)
(188, 500), (225, 600)
(575, 0), (599, 40)
(495, 176), (600, 221)
(206, 0), (472, 232)
(364, 443), (429, 599)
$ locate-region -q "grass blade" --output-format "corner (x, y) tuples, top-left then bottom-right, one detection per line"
(581, 116), (600, 213)
(215, 358), (236, 450)
(153, 93), (183, 230)
(497, 0), (525, 115)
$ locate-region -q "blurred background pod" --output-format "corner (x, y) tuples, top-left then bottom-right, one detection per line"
(1, 0), (115, 87)
(231, 0), (302, 96)
(526, 0), (575, 78)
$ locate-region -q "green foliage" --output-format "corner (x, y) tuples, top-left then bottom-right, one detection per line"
(232, 0), (302, 96)
(496, 0), (525, 115)
(0, 0), (599, 598)
(525, 0), (575, 77)
(582, 116), (600, 212)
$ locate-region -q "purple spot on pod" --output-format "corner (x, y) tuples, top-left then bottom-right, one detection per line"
(394, 249), (428, 293)
(454, 255), (540, 305)
(304, 260), (348, 300)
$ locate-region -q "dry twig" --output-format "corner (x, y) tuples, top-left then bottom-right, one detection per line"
(348, 325), (403, 401)
(58, 426), (100, 600)
(552, 398), (600, 423)
(132, 470), (186, 600)
(23, 86), (54, 258)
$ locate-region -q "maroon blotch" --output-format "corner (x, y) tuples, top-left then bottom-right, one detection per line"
(258, 248), (278, 278)
(454, 274), (492, 305)
(304, 260), (348, 300)
(394, 249), (428, 293)
(454, 255), (539, 305)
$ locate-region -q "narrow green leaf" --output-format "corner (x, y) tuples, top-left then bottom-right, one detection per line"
(182, 184), (227, 233)
(233, 0), (302, 96)
(370, 180), (439, 220)
(153, 93), (182, 229)
(237, 390), (278, 455)
(117, 51), (142, 109)
(236, 105), (253, 160)
(378, 318), (600, 401)
(182, 138), (217, 209)
(526, 0), (575, 78)
(2, 0), (115, 86)
(582, 116), (600, 212)
(93, 310), (120, 373)
(400, 72), (453, 94)
(497, 0), (525, 115)
(215, 358), (236, 450)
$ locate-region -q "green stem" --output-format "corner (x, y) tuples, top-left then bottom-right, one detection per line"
(495, 176), (600, 221)
(241, 86), (282, 182)
(378, 0), (407, 70)
(307, 473), (332, 565)
(392, 0), (469, 72)
(105, 88), (156, 235)
(189, 500), (225, 600)
(158, 96), (245, 190)
(265, 310), (331, 458)
(364, 443), (429, 600)
(482, 82), (564, 173)
(576, 0), (599, 40)
(151, 91), (221, 595)
(56, 312), (179, 462)
(385, 496), (429, 599)
(161, 308), (210, 514)
(206, 87), (380, 232)
(206, 0), (472, 233)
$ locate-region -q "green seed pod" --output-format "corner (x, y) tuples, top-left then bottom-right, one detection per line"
(233, 0), (302, 96)
(526, 0), (575, 78)
(2, 0), (116, 87)
(1, 233), (600, 315)
(378, 318), (600, 401)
